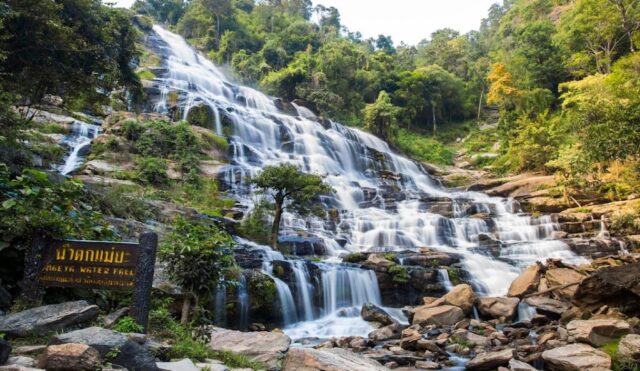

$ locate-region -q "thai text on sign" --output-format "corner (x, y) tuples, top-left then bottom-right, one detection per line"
(40, 240), (140, 289)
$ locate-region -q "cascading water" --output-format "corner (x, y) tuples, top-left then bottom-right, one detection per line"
(149, 26), (592, 338)
(56, 120), (101, 175)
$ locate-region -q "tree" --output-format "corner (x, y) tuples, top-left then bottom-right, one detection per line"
(251, 164), (332, 250)
(486, 63), (519, 108)
(160, 217), (235, 325)
(363, 91), (400, 141)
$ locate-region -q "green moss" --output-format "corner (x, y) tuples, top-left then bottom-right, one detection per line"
(388, 264), (409, 284)
(136, 69), (156, 80)
(38, 123), (68, 134)
(447, 267), (462, 285)
(342, 252), (366, 263)
(201, 131), (230, 152)
(382, 252), (397, 262)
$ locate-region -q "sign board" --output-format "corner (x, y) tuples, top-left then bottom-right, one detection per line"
(35, 232), (158, 332)
(40, 240), (140, 289)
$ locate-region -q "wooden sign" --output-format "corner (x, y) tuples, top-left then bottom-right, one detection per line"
(40, 240), (140, 289)
(35, 232), (158, 332)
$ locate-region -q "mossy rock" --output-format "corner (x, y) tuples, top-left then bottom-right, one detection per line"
(247, 271), (277, 312)
(187, 104), (214, 129)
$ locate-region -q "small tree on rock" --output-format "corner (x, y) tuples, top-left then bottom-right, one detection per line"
(251, 164), (333, 250)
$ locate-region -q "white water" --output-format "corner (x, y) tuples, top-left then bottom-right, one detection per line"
(56, 120), (101, 175)
(150, 26), (590, 339)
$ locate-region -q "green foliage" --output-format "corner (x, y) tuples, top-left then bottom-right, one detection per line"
(238, 199), (272, 244)
(90, 184), (152, 221)
(0, 0), (142, 109)
(148, 298), (262, 369)
(247, 271), (277, 311)
(362, 91), (400, 142)
(136, 69), (156, 80)
(136, 157), (169, 186)
(342, 252), (366, 263)
(447, 267), (462, 285)
(159, 217), (236, 296)
(388, 264), (409, 284)
(395, 129), (454, 165)
(610, 210), (640, 237)
(113, 316), (144, 333)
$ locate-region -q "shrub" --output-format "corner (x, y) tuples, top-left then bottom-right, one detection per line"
(159, 217), (236, 324)
(136, 157), (169, 186)
(395, 128), (454, 165)
(113, 316), (144, 333)
(388, 264), (409, 284)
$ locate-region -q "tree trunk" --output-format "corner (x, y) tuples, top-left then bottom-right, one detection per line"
(477, 90), (484, 123)
(180, 293), (191, 326)
(271, 198), (284, 250)
(432, 105), (437, 134)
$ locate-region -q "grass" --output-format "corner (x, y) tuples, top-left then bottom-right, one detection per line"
(38, 122), (69, 135)
(137, 69), (156, 80)
(395, 128), (455, 166)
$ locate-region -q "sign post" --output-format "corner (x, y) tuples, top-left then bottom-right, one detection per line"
(39, 232), (158, 332)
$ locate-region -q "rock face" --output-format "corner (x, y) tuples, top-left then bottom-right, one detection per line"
(524, 296), (570, 318)
(618, 334), (640, 361)
(476, 297), (519, 321)
(465, 348), (514, 371)
(37, 344), (100, 371)
(0, 340), (11, 365)
(282, 348), (388, 371)
(0, 301), (99, 337)
(542, 343), (611, 371)
(361, 303), (396, 325)
(209, 327), (290, 369)
(545, 268), (584, 299)
(411, 305), (465, 327)
(427, 284), (475, 315)
(507, 264), (542, 298)
(566, 319), (631, 346)
(574, 262), (640, 316)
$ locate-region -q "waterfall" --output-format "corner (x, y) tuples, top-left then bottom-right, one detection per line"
(438, 269), (454, 292)
(149, 26), (593, 338)
(56, 120), (101, 175)
(237, 275), (250, 330)
(214, 283), (227, 327)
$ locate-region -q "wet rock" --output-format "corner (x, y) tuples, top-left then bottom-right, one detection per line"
(466, 348), (514, 371)
(209, 327), (290, 369)
(37, 344), (100, 371)
(282, 348), (387, 371)
(361, 303), (396, 325)
(368, 323), (404, 341)
(573, 262), (640, 316)
(566, 319), (630, 346)
(277, 236), (327, 256)
(541, 343), (611, 371)
(416, 360), (441, 369)
(524, 296), (569, 319)
(544, 268), (585, 299)
(0, 340), (10, 365)
(6, 356), (36, 368)
(0, 301), (99, 337)
(412, 305), (465, 327)
(507, 263), (543, 298)
(0, 286), (11, 310)
(564, 238), (623, 259)
(508, 359), (537, 371)
(476, 234), (503, 257)
(157, 359), (199, 371)
(476, 297), (519, 321)
(103, 307), (129, 329)
(427, 284), (476, 315)
(618, 334), (640, 361)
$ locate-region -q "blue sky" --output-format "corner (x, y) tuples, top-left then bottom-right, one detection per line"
(106, 0), (498, 45)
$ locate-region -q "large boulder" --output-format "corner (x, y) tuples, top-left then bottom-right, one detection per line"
(427, 284), (475, 315)
(508, 359), (537, 371)
(368, 323), (404, 342)
(542, 343), (611, 371)
(209, 327), (290, 369)
(50, 327), (157, 371)
(411, 305), (465, 327)
(566, 319), (631, 346)
(618, 334), (640, 361)
(282, 348), (388, 371)
(574, 262), (640, 316)
(545, 268), (585, 299)
(0, 301), (98, 337)
(465, 348), (514, 371)
(361, 303), (396, 325)
(524, 296), (570, 318)
(508, 264), (542, 298)
(476, 297), (519, 321)
(37, 344), (100, 371)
